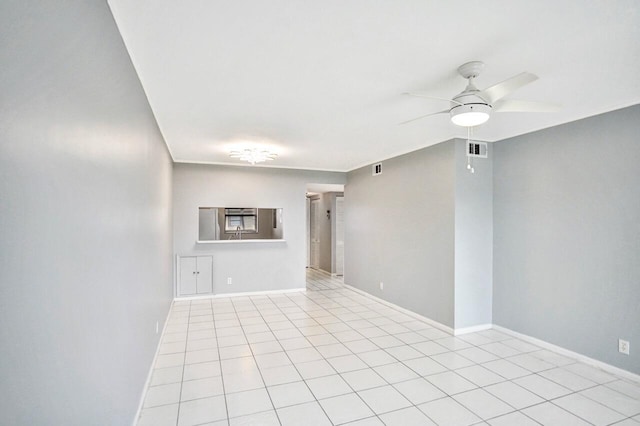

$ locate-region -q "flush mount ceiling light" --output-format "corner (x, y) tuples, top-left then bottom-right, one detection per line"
(229, 148), (277, 165)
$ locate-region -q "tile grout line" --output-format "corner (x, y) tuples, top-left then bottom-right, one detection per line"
(209, 297), (231, 424)
(174, 300), (191, 426)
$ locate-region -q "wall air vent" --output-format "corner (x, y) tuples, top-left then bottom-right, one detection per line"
(467, 141), (488, 158)
(372, 163), (382, 176)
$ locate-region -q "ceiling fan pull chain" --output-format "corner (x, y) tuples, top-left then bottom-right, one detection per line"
(466, 127), (475, 174)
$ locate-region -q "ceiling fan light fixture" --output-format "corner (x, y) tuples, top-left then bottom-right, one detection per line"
(450, 103), (492, 127)
(229, 147), (277, 165)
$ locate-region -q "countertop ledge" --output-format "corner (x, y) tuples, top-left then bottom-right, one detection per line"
(196, 239), (286, 244)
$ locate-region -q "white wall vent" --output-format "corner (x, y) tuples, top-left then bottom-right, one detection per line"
(372, 163), (382, 176)
(467, 141), (488, 158)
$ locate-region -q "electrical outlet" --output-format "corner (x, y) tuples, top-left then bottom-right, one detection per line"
(227, 277), (232, 285)
(619, 339), (630, 355)
(155, 321), (159, 334)
(379, 282), (384, 290)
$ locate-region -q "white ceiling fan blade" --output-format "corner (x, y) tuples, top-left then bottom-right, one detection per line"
(493, 99), (561, 113)
(479, 72), (538, 103)
(403, 92), (464, 106)
(398, 109), (449, 125)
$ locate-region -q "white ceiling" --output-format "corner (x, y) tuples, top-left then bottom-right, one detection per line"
(108, 0), (640, 172)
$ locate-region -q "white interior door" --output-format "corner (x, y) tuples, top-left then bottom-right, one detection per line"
(310, 199), (320, 269)
(196, 256), (213, 294)
(179, 256), (197, 295)
(335, 196), (344, 276)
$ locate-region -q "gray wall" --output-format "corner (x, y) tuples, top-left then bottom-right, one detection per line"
(454, 140), (493, 328)
(345, 142), (456, 327)
(173, 164), (345, 294)
(493, 105), (640, 374)
(0, 1), (174, 424)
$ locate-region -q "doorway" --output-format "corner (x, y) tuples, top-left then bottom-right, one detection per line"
(306, 183), (345, 275)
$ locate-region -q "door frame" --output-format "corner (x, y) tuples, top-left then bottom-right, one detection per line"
(309, 198), (320, 269)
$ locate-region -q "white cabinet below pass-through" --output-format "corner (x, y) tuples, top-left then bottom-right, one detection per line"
(178, 256), (213, 296)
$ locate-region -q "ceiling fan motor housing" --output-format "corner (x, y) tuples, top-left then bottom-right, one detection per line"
(450, 96), (492, 127)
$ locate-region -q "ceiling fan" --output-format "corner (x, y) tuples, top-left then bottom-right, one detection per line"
(402, 61), (559, 127)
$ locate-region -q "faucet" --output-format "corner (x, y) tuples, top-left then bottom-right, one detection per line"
(228, 226), (242, 240)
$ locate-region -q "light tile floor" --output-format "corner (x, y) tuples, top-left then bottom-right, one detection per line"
(138, 269), (640, 426)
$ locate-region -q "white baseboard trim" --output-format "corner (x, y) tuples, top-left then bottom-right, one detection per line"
(132, 300), (174, 426)
(454, 323), (493, 336)
(175, 287), (306, 301)
(344, 284), (455, 335)
(493, 325), (640, 384)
